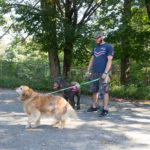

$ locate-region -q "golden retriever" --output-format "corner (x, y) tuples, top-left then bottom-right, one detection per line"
(16, 85), (77, 129)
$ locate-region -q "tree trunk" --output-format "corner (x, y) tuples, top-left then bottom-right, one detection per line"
(121, 58), (130, 84)
(145, 0), (150, 20)
(54, 54), (61, 75)
(48, 48), (60, 78)
(40, 0), (60, 78)
(63, 43), (73, 76)
(120, 0), (131, 85)
(48, 49), (56, 77)
(63, 0), (75, 77)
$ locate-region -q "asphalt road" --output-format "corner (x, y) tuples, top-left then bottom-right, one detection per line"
(0, 88), (150, 150)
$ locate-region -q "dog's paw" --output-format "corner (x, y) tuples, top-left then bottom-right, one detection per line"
(53, 120), (60, 128)
(36, 120), (41, 126)
(25, 124), (31, 129)
(53, 124), (64, 129)
(57, 125), (64, 129)
(31, 124), (38, 128)
(53, 125), (59, 128)
(53, 123), (60, 128)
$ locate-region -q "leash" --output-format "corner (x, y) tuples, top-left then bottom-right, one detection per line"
(48, 77), (100, 94)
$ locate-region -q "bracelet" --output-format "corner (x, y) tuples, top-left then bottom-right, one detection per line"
(103, 71), (108, 75)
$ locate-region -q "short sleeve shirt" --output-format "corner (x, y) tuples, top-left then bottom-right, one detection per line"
(91, 43), (114, 73)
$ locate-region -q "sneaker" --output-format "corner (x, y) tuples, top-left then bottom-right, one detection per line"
(87, 106), (97, 112)
(99, 109), (108, 117)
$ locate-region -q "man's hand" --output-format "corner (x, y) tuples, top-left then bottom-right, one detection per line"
(86, 71), (90, 77)
(102, 73), (107, 80)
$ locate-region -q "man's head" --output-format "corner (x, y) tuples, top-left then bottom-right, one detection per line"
(93, 31), (104, 44)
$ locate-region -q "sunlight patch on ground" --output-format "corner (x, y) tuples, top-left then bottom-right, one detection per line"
(124, 131), (150, 145)
(0, 113), (84, 129)
(121, 116), (150, 123)
(0, 99), (15, 103)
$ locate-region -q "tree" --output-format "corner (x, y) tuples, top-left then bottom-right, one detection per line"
(0, 0), (60, 78)
(95, 0), (150, 85)
(1, 0), (149, 83)
(55, 0), (106, 76)
(0, 0), (112, 77)
(40, 0), (60, 77)
(145, 0), (150, 20)
(120, 0), (131, 84)
(0, 0), (107, 77)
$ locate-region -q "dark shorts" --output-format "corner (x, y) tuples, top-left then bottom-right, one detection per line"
(90, 72), (109, 93)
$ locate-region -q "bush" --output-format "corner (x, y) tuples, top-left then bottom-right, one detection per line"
(0, 76), (52, 91)
(110, 84), (150, 100)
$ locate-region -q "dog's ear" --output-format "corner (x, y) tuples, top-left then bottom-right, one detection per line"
(20, 88), (33, 101)
(59, 77), (65, 88)
(54, 77), (63, 88)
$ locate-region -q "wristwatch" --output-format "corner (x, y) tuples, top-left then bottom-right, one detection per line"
(103, 71), (108, 75)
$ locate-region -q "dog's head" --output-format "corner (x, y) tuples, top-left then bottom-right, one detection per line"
(16, 86), (34, 101)
(53, 77), (65, 89)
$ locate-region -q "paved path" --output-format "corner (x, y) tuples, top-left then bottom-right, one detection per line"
(0, 88), (150, 150)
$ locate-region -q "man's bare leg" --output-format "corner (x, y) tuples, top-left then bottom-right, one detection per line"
(103, 93), (109, 109)
(99, 92), (109, 117)
(92, 92), (98, 108)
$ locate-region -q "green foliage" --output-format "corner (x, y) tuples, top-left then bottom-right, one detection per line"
(0, 0), (122, 69)
(0, 38), (48, 63)
(0, 76), (52, 91)
(106, 6), (150, 62)
(0, 77), (21, 88)
(72, 26), (95, 66)
(110, 84), (150, 100)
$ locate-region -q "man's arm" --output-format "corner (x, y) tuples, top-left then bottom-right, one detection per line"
(102, 55), (113, 80)
(104, 55), (113, 73)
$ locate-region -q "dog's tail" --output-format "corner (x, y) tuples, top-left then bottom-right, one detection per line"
(65, 103), (78, 119)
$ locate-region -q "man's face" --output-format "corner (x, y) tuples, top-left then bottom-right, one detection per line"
(95, 36), (103, 44)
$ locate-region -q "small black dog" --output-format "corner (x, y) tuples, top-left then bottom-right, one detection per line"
(53, 77), (81, 110)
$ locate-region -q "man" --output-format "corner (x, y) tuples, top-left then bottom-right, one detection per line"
(86, 31), (113, 117)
